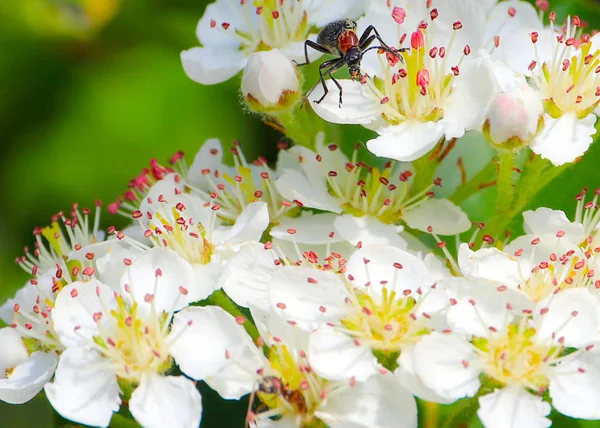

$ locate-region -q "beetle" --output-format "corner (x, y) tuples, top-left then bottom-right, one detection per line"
(296, 19), (408, 107)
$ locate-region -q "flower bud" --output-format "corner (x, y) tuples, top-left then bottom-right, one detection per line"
(483, 84), (544, 151)
(242, 48), (301, 114)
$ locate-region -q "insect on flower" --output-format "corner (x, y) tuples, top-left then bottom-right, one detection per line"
(296, 19), (407, 107)
(246, 375), (308, 427)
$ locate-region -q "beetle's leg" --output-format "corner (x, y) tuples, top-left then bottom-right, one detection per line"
(360, 45), (409, 64)
(295, 40), (331, 66)
(306, 58), (343, 99)
(359, 25), (410, 59)
(314, 61), (346, 107)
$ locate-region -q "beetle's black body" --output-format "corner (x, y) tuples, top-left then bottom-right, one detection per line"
(296, 19), (407, 107)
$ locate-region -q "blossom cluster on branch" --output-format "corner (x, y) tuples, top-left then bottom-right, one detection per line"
(2, 0), (600, 427)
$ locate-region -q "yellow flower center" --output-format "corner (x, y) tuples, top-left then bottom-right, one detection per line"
(474, 322), (555, 389)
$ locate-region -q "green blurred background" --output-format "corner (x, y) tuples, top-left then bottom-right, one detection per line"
(1, 0), (600, 426)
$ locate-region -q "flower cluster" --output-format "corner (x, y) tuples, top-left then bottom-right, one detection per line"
(3, 1), (600, 428)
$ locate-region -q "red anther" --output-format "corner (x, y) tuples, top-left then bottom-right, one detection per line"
(392, 6), (406, 24)
(451, 66), (460, 76)
(307, 277), (318, 284)
(514, 248), (524, 256)
(211, 204), (221, 211)
(494, 35), (500, 48)
(497, 285), (507, 292)
(535, 0), (548, 11)
(462, 360), (470, 368)
(556, 230), (566, 238)
(574, 260), (585, 270)
(416, 69), (430, 89)
(430, 8), (438, 20)
(272, 10), (279, 18)
(380, 96), (390, 104)
(210, 19), (216, 28)
(528, 60), (537, 71)
(436, 242), (446, 248)
(221, 22), (230, 29)
(549, 11), (556, 22)
(540, 307), (549, 315)
(260, 172), (269, 179)
(70, 289), (79, 298)
(453, 21), (463, 30)
(287, 228), (296, 235)
(562, 59), (571, 71)
(508, 7), (516, 16)
(482, 235), (495, 244)
(464, 45), (471, 55)
(539, 261), (549, 269)
(328, 144), (338, 151)
(573, 16), (581, 27)
(132, 210), (143, 219)
(319, 306), (327, 313)
(530, 32), (539, 43)
(429, 47), (438, 58)
(531, 237), (540, 245)
(411, 30), (425, 49)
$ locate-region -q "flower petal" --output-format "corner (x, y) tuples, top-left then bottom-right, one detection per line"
(333, 214), (408, 248)
(0, 327), (29, 370)
(309, 79), (382, 125)
(346, 245), (432, 298)
(308, 328), (378, 381)
(442, 53), (498, 137)
(396, 346), (454, 404)
(195, 0), (248, 49)
(530, 113), (597, 166)
(181, 47), (246, 85)
(269, 267), (348, 330)
(121, 248), (197, 314)
(412, 332), (481, 401)
(367, 121), (445, 162)
(169, 306), (261, 382)
(0, 352), (57, 404)
(52, 280), (114, 348)
(536, 288), (600, 347)
(45, 347), (120, 428)
(404, 199), (471, 235)
(213, 202), (270, 246)
(129, 374), (202, 428)
(457, 243), (520, 287)
(271, 212), (343, 245)
(549, 350), (600, 419)
(218, 242), (277, 311)
(522, 207), (585, 241)
(315, 373), (417, 428)
(275, 169), (342, 212)
(186, 138), (232, 191)
(477, 386), (551, 428)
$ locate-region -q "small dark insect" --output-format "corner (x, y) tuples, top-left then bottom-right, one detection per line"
(245, 376), (308, 426)
(296, 19), (408, 107)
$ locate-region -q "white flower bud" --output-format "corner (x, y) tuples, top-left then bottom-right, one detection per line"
(242, 48), (301, 114)
(483, 84), (544, 151)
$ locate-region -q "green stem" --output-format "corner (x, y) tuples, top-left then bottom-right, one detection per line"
(449, 161), (497, 205)
(440, 397), (479, 428)
(423, 401), (440, 428)
(208, 290), (261, 343)
(484, 154), (569, 242)
(412, 151), (440, 196)
(277, 104), (323, 150)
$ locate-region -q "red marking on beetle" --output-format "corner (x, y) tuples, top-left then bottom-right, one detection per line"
(338, 30), (358, 54)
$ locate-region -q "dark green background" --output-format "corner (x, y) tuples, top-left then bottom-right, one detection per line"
(1, 0), (600, 426)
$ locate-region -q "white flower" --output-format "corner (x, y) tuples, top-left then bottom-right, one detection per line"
(205, 307), (416, 428)
(483, 84), (544, 150)
(268, 245), (450, 405)
(44, 249), (244, 427)
(185, 139), (296, 225)
(411, 288), (600, 427)
(0, 327), (57, 404)
(498, 18), (600, 165)
(309, 1), (498, 161)
(274, 138), (471, 247)
(129, 174), (270, 300)
(181, 0), (364, 85)
(242, 48), (301, 112)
